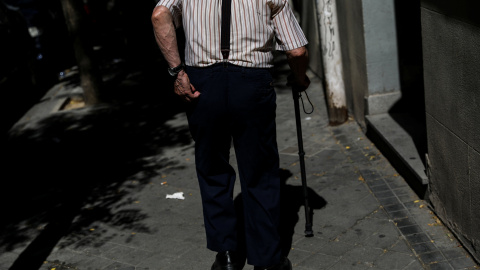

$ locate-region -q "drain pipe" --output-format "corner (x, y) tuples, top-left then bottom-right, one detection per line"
(316, 0), (348, 125)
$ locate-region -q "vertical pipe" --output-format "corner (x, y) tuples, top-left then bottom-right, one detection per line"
(317, 0), (348, 125)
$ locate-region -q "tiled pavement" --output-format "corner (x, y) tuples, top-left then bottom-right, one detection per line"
(1, 59), (479, 269)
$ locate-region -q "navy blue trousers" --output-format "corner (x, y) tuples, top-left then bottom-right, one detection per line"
(186, 63), (281, 267)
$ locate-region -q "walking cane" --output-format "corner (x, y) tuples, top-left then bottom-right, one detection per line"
(291, 87), (314, 237)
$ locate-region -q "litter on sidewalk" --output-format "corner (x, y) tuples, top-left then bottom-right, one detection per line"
(166, 192), (185, 200)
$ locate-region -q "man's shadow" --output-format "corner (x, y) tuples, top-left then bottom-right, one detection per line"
(233, 168), (327, 263)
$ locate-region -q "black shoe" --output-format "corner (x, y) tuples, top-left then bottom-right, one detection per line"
(253, 257), (292, 270)
(211, 251), (242, 270)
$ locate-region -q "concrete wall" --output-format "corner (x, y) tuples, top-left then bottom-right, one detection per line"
(299, 0), (323, 79)
(336, 0), (366, 125)
(336, 0), (401, 128)
(421, 0), (480, 260)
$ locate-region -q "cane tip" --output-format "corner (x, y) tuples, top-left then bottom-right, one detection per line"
(304, 230), (314, 237)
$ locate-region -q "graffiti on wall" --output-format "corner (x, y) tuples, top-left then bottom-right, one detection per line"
(321, 0), (335, 59)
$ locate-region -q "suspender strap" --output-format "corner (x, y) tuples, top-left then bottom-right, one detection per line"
(221, 0), (232, 60)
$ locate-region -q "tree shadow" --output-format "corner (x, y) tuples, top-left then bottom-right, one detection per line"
(233, 168), (326, 264)
(2, 55), (191, 269)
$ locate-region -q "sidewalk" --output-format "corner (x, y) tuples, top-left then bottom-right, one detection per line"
(1, 59), (478, 270)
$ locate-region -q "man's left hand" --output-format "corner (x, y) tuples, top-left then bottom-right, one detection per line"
(174, 71), (200, 102)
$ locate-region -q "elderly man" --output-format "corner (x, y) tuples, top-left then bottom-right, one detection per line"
(152, 0), (309, 269)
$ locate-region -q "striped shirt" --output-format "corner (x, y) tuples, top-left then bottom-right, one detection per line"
(156, 0), (308, 68)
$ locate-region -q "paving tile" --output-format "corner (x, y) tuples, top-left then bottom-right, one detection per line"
(358, 169), (382, 181)
(135, 253), (184, 269)
(46, 251), (104, 269)
(102, 261), (136, 270)
(377, 196), (402, 206)
(419, 250), (447, 264)
(292, 236), (327, 253)
(366, 179), (387, 187)
(327, 259), (369, 270)
(384, 178), (408, 189)
(399, 225), (424, 236)
(373, 250), (418, 269)
(392, 186), (417, 197)
(0, 252), (19, 269)
(101, 245), (153, 266)
(45, 249), (82, 265)
(72, 255), (117, 270)
(287, 248), (316, 267)
(403, 201), (419, 209)
(411, 242), (438, 254)
(315, 224), (343, 240)
(428, 261), (454, 270)
(405, 233), (432, 245)
(389, 238), (415, 254)
(352, 215), (392, 233)
(363, 231), (401, 250)
(398, 194), (419, 203)
(175, 246), (217, 269)
(384, 204), (406, 213)
(314, 240), (355, 257)
(373, 190), (395, 199)
(336, 228), (375, 245)
(389, 209), (411, 220)
(369, 208), (391, 220)
(401, 259), (425, 270)
(441, 248), (469, 260)
(395, 217), (418, 228)
(369, 184), (391, 193)
(449, 256), (478, 269)
(328, 245), (383, 269)
(295, 252), (339, 269)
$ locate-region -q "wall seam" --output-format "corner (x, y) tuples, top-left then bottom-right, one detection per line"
(468, 146), (472, 239)
(426, 111), (473, 149)
(421, 6), (480, 31)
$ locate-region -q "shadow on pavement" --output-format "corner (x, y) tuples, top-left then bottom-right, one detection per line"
(233, 168), (327, 265)
(2, 58), (192, 269)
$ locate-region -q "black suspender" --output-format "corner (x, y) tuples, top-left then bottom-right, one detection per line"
(221, 0), (232, 60)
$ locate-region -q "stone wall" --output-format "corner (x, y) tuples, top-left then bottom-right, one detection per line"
(421, 0), (480, 260)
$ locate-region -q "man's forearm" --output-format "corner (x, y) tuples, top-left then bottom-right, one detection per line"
(152, 6), (182, 68)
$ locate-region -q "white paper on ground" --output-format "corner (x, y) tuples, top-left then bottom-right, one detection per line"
(166, 192), (185, 200)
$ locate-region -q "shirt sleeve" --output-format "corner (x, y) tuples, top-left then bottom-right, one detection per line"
(156, 0), (183, 29)
(271, 0), (308, 51)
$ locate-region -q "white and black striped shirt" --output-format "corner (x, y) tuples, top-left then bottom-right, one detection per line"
(156, 0), (308, 68)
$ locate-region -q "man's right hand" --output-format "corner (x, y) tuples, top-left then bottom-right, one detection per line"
(174, 71), (200, 102)
(287, 73), (311, 92)
(285, 46), (310, 92)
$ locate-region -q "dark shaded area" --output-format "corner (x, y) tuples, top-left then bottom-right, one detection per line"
(0, 1), (312, 268)
(3, 55), (191, 269)
(1, 0), (160, 134)
(421, 0), (480, 29)
(365, 0), (428, 198)
(1, 1), (189, 266)
(391, 0), (425, 114)
(233, 168), (327, 265)
(390, 0), (427, 166)
(1, 1), (40, 135)
(366, 125), (427, 198)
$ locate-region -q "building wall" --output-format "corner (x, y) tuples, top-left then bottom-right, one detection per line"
(299, 0), (323, 79)
(336, 0), (366, 125)
(421, 0), (480, 260)
(335, 0), (401, 128)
